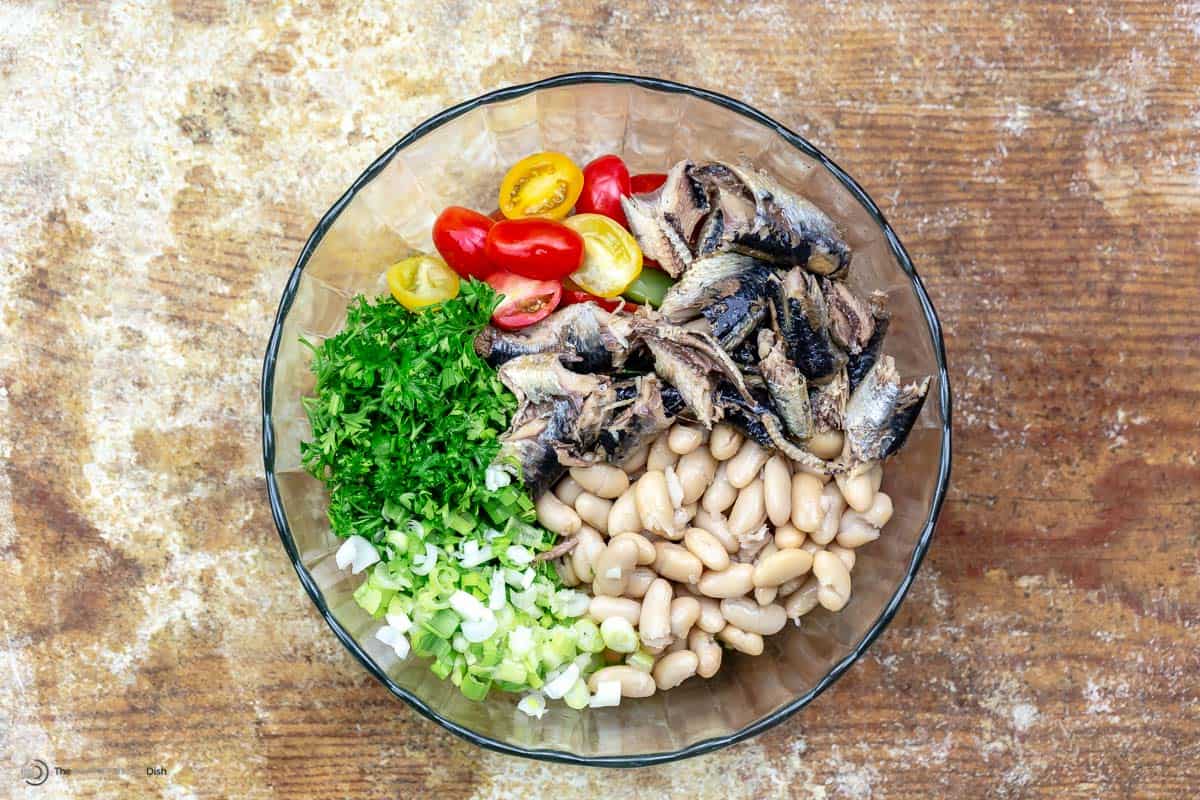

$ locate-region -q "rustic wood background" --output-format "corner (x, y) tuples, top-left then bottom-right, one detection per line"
(2, 1), (1198, 798)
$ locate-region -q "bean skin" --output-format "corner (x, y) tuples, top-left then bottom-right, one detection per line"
(588, 595), (642, 625)
(813, 550), (852, 611)
(639, 578), (674, 648)
(763, 455), (792, 527)
(571, 526), (606, 583)
(536, 491), (582, 535)
(622, 566), (657, 599)
(726, 440), (769, 489)
(693, 508), (739, 553)
(588, 665), (656, 697)
(653, 650), (699, 690)
(709, 423), (743, 460)
(728, 479), (767, 537)
(753, 548), (814, 588)
(783, 576), (821, 619)
(667, 424), (706, 455)
(863, 492), (894, 527)
(717, 624), (764, 655)
(701, 462), (738, 514)
(574, 492), (613, 534)
(635, 470), (677, 537)
(688, 628), (723, 678)
(669, 596), (701, 639)
(553, 476), (585, 506)
(592, 535), (639, 596)
(695, 595), (726, 633)
(774, 523), (806, 550)
(647, 432), (678, 472)
(570, 464), (629, 499)
(790, 473), (825, 533)
(684, 527), (730, 571)
(677, 446), (717, 505)
(720, 597), (787, 635)
(697, 563), (755, 598)
(653, 541), (703, 584)
(607, 486), (641, 536)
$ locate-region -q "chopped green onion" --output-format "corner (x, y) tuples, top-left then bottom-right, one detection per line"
(563, 679), (590, 710)
(627, 650), (655, 673)
(574, 619), (605, 653)
(600, 617), (639, 653)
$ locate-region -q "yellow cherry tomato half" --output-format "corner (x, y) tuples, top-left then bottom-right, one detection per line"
(386, 254), (460, 311)
(498, 151), (584, 221)
(563, 213), (644, 299)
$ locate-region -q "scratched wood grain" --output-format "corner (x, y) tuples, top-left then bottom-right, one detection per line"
(2, 1), (1198, 798)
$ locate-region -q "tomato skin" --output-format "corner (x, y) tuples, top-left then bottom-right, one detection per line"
(484, 218), (584, 280)
(432, 207), (497, 280)
(576, 154), (632, 227)
(498, 151), (584, 220)
(387, 254), (461, 311)
(485, 271), (562, 330)
(561, 289), (637, 313)
(630, 172), (668, 194)
(562, 213), (643, 298)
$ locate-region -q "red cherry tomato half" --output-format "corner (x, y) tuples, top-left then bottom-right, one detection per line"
(630, 172), (668, 194)
(488, 208), (505, 222)
(576, 154), (632, 227)
(432, 206), (497, 280)
(484, 218), (585, 280)
(561, 289), (638, 313)
(486, 272), (562, 330)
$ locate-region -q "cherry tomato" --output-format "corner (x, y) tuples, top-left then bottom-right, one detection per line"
(386, 254), (460, 311)
(498, 151), (584, 220)
(488, 208), (505, 222)
(576, 154), (632, 227)
(432, 206), (496, 280)
(486, 272), (562, 330)
(484, 218), (584, 280)
(561, 289), (637, 313)
(563, 214), (643, 298)
(630, 172), (668, 194)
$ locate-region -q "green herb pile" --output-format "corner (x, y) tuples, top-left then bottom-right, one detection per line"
(300, 281), (603, 704)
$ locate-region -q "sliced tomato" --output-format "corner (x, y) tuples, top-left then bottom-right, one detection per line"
(387, 254), (460, 311)
(488, 208), (505, 222)
(630, 172), (668, 194)
(484, 218), (584, 280)
(432, 206), (496, 280)
(498, 151), (584, 220)
(561, 289), (637, 313)
(576, 154), (631, 227)
(563, 213), (643, 298)
(486, 272), (562, 330)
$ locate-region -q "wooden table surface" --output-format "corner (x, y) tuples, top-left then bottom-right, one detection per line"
(3, 1), (1198, 798)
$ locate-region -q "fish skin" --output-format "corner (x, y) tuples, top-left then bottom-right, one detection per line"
(658, 252), (762, 323)
(621, 192), (693, 277)
(843, 355), (930, 461)
(474, 303), (635, 373)
(757, 328), (813, 441)
(769, 270), (845, 383)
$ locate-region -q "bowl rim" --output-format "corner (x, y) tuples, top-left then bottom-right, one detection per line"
(261, 71), (953, 768)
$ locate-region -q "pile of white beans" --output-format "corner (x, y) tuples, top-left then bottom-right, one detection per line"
(533, 421), (895, 700)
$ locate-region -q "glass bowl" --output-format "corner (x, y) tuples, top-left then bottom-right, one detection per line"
(261, 72), (952, 766)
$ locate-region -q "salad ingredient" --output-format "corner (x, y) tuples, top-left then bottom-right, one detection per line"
(433, 206), (497, 279)
(842, 356), (931, 461)
(621, 267), (674, 307)
(474, 302), (638, 373)
(485, 218), (584, 280)
(630, 172), (667, 194)
(485, 272), (563, 330)
(563, 213), (643, 298)
(576, 154), (632, 226)
(386, 254), (461, 311)
(336, 535), (381, 574)
(498, 151), (584, 221)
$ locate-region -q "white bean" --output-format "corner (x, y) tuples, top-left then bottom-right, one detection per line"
(813, 550), (852, 611)
(653, 541), (703, 584)
(683, 527), (730, 571)
(753, 548), (814, 588)
(588, 595), (642, 624)
(829, 543), (857, 571)
(701, 462), (738, 514)
(869, 463), (884, 493)
(647, 432), (678, 472)
(783, 576), (821, 618)
(813, 481), (846, 545)
(726, 440), (769, 489)
(635, 470), (677, 538)
(774, 523), (806, 550)
(776, 574), (807, 598)
(728, 478), (767, 537)
(808, 429), (844, 460)
(608, 486), (641, 536)
(836, 511), (880, 548)
(592, 535), (640, 596)
(669, 596), (701, 639)
(693, 595), (725, 633)
(588, 665), (656, 697)
(571, 526), (606, 583)
(790, 473), (825, 533)
(863, 492), (894, 527)
(611, 531), (656, 566)
(667, 424), (706, 455)
(692, 508), (739, 554)
(570, 464), (629, 499)
(676, 446), (717, 505)
(720, 597), (787, 635)
(754, 586), (778, 606)
(536, 491), (582, 535)
(764, 455), (792, 527)
(623, 566), (657, 599)
(618, 443), (650, 474)
(639, 578), (674, 648)
(554, 476), (585, 506)
(835, 466), (876, 513)
(574, 492), (612, 534)
(717, 624), (764, 655)
(653, 649), (699, 690)
(688, 628), (723, 678)
(697, 563), (755, 598)
(708, 423), (743, 461)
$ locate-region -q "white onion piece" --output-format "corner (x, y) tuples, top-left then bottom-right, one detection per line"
(375, 625), (410, 659)
(488, 570), (507, 611)
(665, 466), (684, 509)
(336, 536), (380, 574)
(385, 609), (412, 634)
(543, 664), (580, 700)
(461, 615), (498, 643)
(485, 463), (512, 491)
(506, 545), (534, 566)
(508, 626), (534, 657)
(588, 680), (622, 708)
(517, 692), (547, 719)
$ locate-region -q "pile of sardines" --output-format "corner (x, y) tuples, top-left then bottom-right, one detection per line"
(477, 159), (931, 493)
